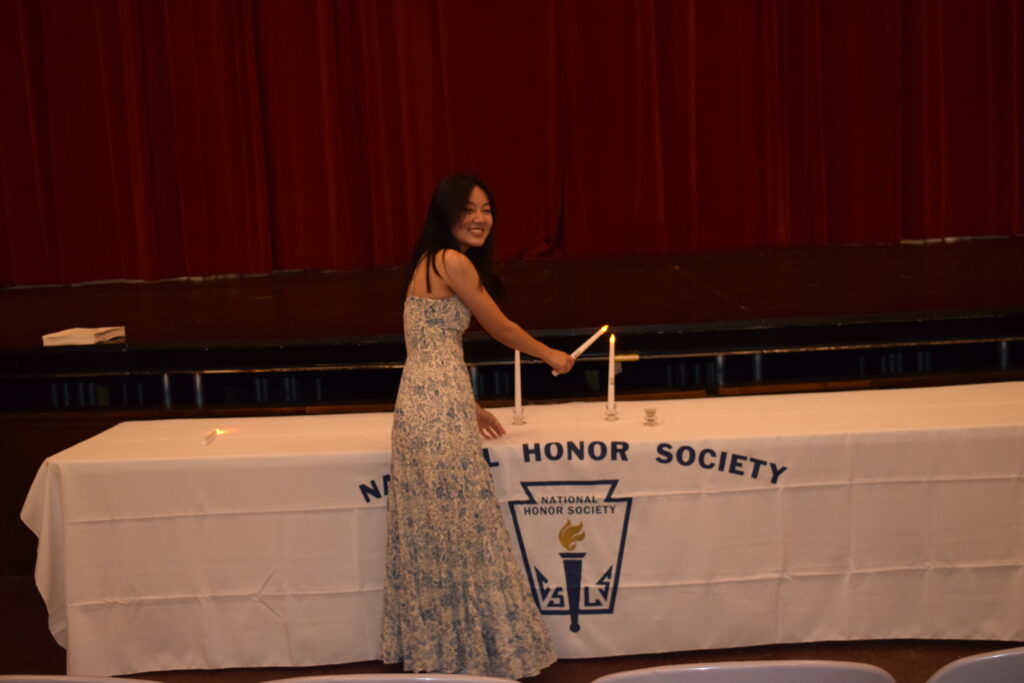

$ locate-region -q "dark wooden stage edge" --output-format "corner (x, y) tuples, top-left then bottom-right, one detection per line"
(2, 239), (1023, 407)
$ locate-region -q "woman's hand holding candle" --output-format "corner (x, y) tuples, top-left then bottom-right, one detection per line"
(552, 324), (609, 376)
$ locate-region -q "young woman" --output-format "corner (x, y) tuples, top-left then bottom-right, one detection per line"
(381, 174), (573, 678)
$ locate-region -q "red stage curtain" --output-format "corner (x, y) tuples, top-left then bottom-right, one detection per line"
(255, 0), (563, 270)
(1, 0), (1021, 286)
(1, 0), (273, 285)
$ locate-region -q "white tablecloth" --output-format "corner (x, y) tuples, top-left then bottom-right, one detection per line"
(21, 382), (1024, 675)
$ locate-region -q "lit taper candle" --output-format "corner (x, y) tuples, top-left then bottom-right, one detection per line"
(607, 334), (616, 409)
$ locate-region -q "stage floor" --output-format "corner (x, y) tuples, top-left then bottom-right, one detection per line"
(3, 238), (1024, 348)
(2, 239), (1023, 411)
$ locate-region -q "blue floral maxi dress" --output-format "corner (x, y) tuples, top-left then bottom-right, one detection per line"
(382, 295), (557, 678)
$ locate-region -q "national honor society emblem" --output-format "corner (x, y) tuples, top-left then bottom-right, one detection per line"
(509, 480), (632, 633)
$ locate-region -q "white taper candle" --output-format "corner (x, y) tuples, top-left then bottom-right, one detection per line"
(514, 349), (522, 416)
(607, 333), (616, 409)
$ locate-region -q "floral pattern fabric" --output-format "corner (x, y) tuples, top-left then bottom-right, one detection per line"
(382, 295), (557, 679)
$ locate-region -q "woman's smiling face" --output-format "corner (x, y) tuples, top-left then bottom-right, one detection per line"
(451, 185), (493, 252)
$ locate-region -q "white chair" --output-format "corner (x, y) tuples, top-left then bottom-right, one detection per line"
(926, 646), (1024, 683)
(262, 675), (520, 683)
(590, 660), (896, 683)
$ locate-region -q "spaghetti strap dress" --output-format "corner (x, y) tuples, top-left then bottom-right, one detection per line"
(381, 294), (557, 679)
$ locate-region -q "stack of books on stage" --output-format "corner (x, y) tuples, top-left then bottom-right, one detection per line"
(42, 326), (126, 346)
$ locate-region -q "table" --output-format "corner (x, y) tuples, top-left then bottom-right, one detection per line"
(21, 382), (1024, 676)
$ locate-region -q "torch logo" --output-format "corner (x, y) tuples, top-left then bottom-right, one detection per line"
(508, 480), (632, 633)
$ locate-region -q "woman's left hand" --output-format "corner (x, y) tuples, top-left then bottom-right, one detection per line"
(475, 404), (506, 440)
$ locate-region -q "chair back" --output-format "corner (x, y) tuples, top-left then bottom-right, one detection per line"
(262, 675), (520, 683)
(591, 660), (895, 683)
(926, 646), (1024, 683)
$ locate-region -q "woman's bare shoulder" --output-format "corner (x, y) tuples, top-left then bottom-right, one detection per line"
(437, 248), (470, 266)
(409, 250), (463, 297)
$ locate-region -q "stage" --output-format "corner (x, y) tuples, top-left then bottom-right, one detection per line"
(2, 239), (1024, 413)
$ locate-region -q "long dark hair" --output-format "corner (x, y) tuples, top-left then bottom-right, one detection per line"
(407, 173), (504, 300)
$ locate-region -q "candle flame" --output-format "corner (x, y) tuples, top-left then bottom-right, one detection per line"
(201, 428), (225, 447)
(599, 324), (609, 332)
(610, 333), (616, 342)
(559, 519), (586, 551)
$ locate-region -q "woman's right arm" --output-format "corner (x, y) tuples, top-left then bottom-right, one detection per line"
(437, 250), (575, 375)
